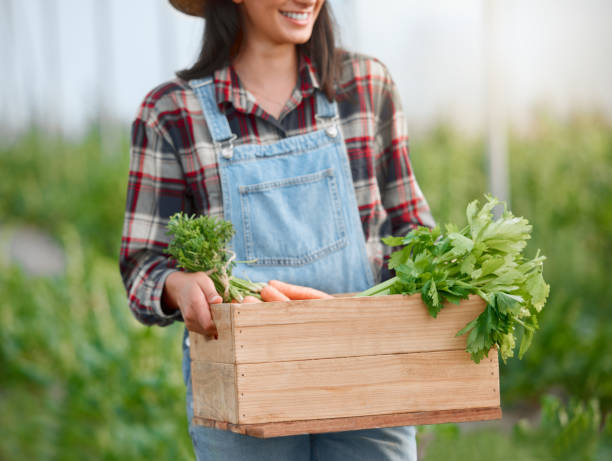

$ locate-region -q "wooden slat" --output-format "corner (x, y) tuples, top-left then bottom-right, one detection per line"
(232, 294), (484, 327)
(190, 304), (235, 364)
(234, 296), (485, 363)
(193, 406), (502, 438)
(236, 350), (499, 424)
(191, 361), (238, 424)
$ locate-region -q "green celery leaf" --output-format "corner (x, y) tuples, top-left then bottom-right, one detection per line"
(499, 332), (516, 362)
(518, 315), (539, 358)
(479, 257), (506, 277)
(493, 292), (523, 316)
(421, 279), (442, 317)
(440, 289), (468, 305)
(414, 252), (432, 273)
(445, 222), (460, 234)
(396, 261), (419, 281)
(525, 270), (550, 311)
(472, 241), (487, 259)
(518, 329), (533, 359)
(391, 278), (416, 295)
(388, 246), (412, 270)
(466, 199), (479, 228)
(443, 281), (474, 303)
(382, 236), (405, 247)
(460, 254), (477, 275)
(483, 238), (528, 254)
(481, 215), (532, 245)
(447, 232), (474, 257)
(461, 303), (498, 363)
(470, 196), (499, 241)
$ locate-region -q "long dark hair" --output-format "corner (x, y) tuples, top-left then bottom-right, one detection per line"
(176, 0), (341, 99)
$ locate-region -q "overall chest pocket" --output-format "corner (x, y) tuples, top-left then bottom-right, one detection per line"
(239, 168), (348, 266)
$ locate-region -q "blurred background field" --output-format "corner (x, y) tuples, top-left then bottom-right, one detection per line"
(1, 0), (612, 459)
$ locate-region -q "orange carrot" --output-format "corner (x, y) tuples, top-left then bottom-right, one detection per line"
(260, 285), (290, 302)
(242, 295), (262, 303)
(268, 279), (334, 300)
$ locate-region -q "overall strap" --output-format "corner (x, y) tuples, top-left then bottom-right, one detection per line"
(189, 78), (236, 144)
(315, 90), (338, 120)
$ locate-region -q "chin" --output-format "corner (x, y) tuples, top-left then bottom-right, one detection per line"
(281, 30), (315, 45)
(291, 36), (312, 45)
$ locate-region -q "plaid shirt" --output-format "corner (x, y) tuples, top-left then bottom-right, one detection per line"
(120, 51), (434, 326)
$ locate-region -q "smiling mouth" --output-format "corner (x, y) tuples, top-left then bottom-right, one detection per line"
(280, 10), (311, 22)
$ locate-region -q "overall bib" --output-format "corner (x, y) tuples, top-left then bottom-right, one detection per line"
(181, 77), (417, 461)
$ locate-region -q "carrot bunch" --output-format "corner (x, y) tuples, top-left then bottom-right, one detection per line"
(236, 280), (334, 303)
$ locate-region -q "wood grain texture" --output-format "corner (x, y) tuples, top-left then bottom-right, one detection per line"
(193, 407), (502, 438)
(232, 294), (484, 327)
(191, 361), (238, 424)
(233, 295), (486, 363)
(235, 350), (500, 424)
(189, 304), (235, 364)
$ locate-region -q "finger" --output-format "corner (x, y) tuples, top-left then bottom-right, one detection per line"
(195, 273), (223, 304)
(185, 299), (217, 338)
(190, 277), (218, 338)
(182, 286), (210, 336)
(184, 318), (206, 337)
(195, 301), (218, 338)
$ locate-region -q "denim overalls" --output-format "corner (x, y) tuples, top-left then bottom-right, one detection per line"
(181, 77), (417, 461)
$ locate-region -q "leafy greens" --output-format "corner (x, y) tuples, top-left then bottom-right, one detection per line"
(359, 195), (550, 363)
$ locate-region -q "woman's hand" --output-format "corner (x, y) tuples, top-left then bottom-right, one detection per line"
(162, 271), (223, 338)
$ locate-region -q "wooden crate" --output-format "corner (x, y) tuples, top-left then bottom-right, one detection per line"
(189, 294), (501, 438)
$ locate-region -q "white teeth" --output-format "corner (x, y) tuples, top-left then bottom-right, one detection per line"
(281, 11), (309, 21)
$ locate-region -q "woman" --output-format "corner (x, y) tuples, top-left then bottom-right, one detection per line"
(120, 0), (434, 459)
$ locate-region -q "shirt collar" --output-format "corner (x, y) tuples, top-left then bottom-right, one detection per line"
(213, 54), (320, 116)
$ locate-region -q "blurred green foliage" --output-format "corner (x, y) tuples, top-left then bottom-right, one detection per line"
(504, 115), (612, 415)
(0, 129), (128, 257)
(0, 229), (192, 460)
(513, 395), (612, 460)
(1, 114), (611, 459)
(420, 395), (612, 460)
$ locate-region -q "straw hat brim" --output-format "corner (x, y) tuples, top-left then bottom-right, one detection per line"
(169, 0), (206, 17)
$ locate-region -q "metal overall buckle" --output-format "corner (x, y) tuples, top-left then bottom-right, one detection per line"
(216, 133), (238, 159)
(315, 114), (340, 139)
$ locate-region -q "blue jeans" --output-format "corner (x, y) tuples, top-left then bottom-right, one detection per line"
(182, 331), (417, 461)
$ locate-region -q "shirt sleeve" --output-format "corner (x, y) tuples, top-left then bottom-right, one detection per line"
(119, 107), (192, 327)
(375, 63), (436, 236)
